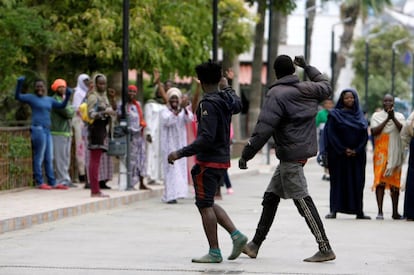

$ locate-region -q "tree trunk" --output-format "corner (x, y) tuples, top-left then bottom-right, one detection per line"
(305, 0), (316, 62)
(267, 8), (281, 85)
(247, 0), (266, 136)
(333, 3), (359, 93)
(136, 70), (144, 103)
(279, 13), (287, 45)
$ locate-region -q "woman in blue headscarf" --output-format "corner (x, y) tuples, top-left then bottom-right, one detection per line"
(324, 88), (371, 219)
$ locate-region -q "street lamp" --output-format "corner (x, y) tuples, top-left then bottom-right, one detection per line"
(330, 17), (352, 91)
(212, 0), (218, 62)
(391, 37), (410, 97)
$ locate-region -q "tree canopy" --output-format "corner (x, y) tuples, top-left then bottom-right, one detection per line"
(0, 0), (253, 92)
(351, 25), (413, 114)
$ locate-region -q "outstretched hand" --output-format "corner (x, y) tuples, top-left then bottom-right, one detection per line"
(17, 76), (25, 83)
(294, 55), (307, 68)
(168, 151), (179, 165)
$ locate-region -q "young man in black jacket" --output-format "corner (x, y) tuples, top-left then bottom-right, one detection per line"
(168, 60), (247, 263)
(239, 55), (336, 262)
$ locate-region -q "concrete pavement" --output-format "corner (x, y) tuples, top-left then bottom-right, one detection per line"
(0, 148), (413, 275)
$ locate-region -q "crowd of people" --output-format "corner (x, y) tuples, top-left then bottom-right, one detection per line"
(12, 55), (414, 265)
(317, 88), (414, 222)
(14, 63), (239, 202)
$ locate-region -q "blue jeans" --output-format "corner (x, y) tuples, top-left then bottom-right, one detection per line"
(31, 125), (55, 186)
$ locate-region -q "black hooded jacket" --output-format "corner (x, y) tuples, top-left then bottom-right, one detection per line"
(179, 86), (242, 166)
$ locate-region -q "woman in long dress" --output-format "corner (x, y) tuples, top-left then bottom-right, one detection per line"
(400, 111), (414, 221)
(160, 88), (193, 203)
(370, 94), (405, 220)
(324, 89), (370, 219)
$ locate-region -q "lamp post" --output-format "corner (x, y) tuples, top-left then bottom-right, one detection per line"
(212, 0), (218, 62)
(330, 17), (352, 91)
(121, 0), (132, 190)
(391, 37), (410, 97)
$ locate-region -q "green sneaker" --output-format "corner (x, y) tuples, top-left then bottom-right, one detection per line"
(191, 253), (223, 263)
(228, 233), (248, 260)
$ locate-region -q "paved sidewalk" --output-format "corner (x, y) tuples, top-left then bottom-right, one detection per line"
(0, 152), (267, 235)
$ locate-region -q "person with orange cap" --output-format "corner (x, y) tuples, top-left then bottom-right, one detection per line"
(15, 76), (72, 190)
(51, 78), (75, 188)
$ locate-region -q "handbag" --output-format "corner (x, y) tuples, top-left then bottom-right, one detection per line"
(107, 125), (127, 156)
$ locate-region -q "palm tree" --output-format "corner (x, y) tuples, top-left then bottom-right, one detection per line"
(332, 0), (392, 91)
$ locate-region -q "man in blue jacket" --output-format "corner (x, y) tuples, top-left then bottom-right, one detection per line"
(239, 55), (336, 262)
(168, 60), (247, 263)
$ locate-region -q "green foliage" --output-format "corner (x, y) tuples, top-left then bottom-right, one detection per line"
(0, 0), (253, 90)
(351, 25), (413, 113)
(219, 0), (255, 59)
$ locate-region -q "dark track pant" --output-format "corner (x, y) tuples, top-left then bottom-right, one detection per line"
(252, 192), (331, 252)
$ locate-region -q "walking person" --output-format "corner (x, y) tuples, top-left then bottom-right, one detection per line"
(239, 55), (335, 262)
(51, 79), (76, 188)
(160, 87), (193, 203)
(15, 77), (72, 190)
(72, 73), (90, 183)
(324, 88), (370, 219)
(401, 111), (414, 221)
(86, 73), (116, 198)
(168, 60), (247, 263)
(370, 94), (405, 220)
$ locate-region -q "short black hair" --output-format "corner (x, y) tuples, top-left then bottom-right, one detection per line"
(273, 55), (295, 79)
(195, 60), (222, 84)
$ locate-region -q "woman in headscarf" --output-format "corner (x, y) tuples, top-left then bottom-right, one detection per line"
(401, 111), (414, 221)
(324, 89), (371, 219)
(72, 73), (90, 183)
(118, 85), (149, 190)
(86, 73), (116, 197)
(160, 87), (193, 203)
(370, 94), (405, 220)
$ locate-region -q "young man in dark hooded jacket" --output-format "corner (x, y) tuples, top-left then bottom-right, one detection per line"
(168, 60), (247, 263)
(239, 55), (336, 262)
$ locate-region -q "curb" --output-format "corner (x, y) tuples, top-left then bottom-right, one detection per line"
(0, 188), (163, 234)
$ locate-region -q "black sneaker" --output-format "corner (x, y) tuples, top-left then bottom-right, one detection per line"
(303, 250), (336, 262)
(242, 241), (259, 258)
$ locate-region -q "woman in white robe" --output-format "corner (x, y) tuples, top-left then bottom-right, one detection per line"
(160, 88), (193, 203)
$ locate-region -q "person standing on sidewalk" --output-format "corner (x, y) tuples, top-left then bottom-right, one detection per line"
(324, 88), (370, 220)
(72, 73), (90, 183)
(239, 55), (335, 262)
(168, 60), (247, 263)
(86, 73), (116, 198)
(370, 94), (405, 220)
(51, 79), (76, 188)
(15, 77), (72, 190)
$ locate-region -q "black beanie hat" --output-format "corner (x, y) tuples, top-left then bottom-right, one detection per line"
(273, 55), (295, 79)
